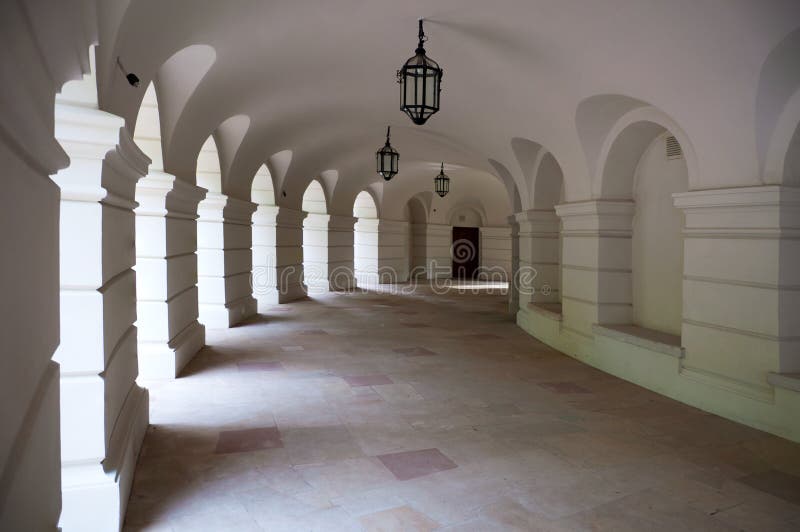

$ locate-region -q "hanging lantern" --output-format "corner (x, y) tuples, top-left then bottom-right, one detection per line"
(397, 19), (443, 126)
(434, 162), (450, 197)
(376, 126), (399, 181)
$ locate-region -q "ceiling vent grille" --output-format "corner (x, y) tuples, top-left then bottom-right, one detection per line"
(666, 135), (683, 160)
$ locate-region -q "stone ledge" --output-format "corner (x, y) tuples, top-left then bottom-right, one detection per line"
(527, 302), (563, 321)
(592, 324), (684, 359)
(768, 372), (800, 393)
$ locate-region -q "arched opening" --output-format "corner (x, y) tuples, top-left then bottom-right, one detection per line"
(405, 195), (428, 281)
(531, 152), (564, 307)
(251, 164), (278, 308)
(301, 179), (329, 293)
(631, 132), (688, 335)
(602, 123), (688, 336)
(195, 134), (225, 327)
(353, 190), (379, 287)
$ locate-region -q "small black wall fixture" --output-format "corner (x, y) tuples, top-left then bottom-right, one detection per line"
(434, 162), (450, 197)
(116, 57), (140, 87)
(397, 19), (443, 125)
(376, 126), (399, 181)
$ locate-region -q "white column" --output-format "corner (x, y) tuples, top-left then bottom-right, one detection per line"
(328, 215), (358, 290)
(53, 98), (149, 532)
(508, 215), (521, 313)
(252, 206), (307, 305)
(354, 218), (379, 286)
(197, 194), (258, 327)
(516, 210), (561, 306)
(675, 186), (800, 398)
(378, 219), (410, 283)
(135, 174), (206, 378)
(479, 226), (512, 281)
(303, 213), (332, 292)
(555, 200), (634, 337)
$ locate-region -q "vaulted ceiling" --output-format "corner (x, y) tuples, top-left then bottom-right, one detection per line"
(94, 0), (800, 215)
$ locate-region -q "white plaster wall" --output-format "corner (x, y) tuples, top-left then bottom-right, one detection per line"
(632, 135), (688, 336)
(0, 2), (95, 528)
(451, 207), (482, 227)
(480, 227), (512, 281)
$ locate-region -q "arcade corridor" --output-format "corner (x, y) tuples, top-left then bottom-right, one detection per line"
(126, 287), (800, 531)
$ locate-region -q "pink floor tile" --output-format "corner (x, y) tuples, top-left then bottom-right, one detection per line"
(377, 448), (458, 480)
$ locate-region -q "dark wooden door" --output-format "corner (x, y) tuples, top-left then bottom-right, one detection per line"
(452, 227), (480, 279)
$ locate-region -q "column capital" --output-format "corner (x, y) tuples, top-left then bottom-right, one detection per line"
(329, 214), (358, 230)
(167, 180), (207, 218)
(377, 219), (410, 233)
(480, 226), (512, 238)
(136, 171), (176, 216)
(224, 196), (258, 224)
(674, 186), (800, 238)
(555, 200), (634, 237)
(303, 212), (332, 229)
(514, 208), (560, 223)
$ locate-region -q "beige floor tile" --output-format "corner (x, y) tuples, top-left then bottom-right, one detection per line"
(125, 286), (800, 531)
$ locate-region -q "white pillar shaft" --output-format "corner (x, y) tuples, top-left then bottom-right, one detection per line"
(303, 213), (332, 291)
(555, 200), (635, 336)
(675, 186), (800, 390)
(516, 210), (561, 305)
(252, 206), (307, 305)
(197, 193), (257, 327)
(328, 215), (358, 290)
(135, 174), (206, 378)
(508, 216), (521, 313)
(53, 99), (149, 532)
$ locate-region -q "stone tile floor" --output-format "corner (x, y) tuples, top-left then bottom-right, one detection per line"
(125, 285), (800, 531)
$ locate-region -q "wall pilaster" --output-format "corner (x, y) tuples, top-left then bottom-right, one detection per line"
(135, 173), (206, 378)
(197, 194), (258, 327)
(53, 99), (149, 532)
(555, 200), (634, 337)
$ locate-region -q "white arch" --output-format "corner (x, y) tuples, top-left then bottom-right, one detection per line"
(302, 179), (328, 214)
(353, 190), (378, 219)
(251, 164), (275, 206)
(592, 105), (699, 198)
(446, 201), (488, 227)
(196, 134), (222, 192)
(757, 28), (800, 184)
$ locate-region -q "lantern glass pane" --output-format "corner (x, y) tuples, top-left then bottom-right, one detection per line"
(404, 76), (411, 105)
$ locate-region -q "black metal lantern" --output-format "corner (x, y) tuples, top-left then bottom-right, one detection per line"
(434, 162), (450, 197)
(376, 126), (399, 181)
(397, 19), (443, 126)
